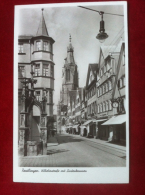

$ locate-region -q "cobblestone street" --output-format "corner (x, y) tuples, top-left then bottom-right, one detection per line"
(19, 133), (126, 167)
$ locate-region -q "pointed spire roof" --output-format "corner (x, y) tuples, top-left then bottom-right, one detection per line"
(36, 9), (49, 36)
(65, 34), (75, 64)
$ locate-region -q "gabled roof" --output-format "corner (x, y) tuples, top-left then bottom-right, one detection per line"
(86, 63), (98, 88)
(112, 42), (125, 98)
(36, 9), (49, 36)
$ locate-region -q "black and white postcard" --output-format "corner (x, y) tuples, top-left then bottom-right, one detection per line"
(13, 1), (129, 183)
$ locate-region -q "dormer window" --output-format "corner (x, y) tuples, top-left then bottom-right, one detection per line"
(43, 41), (49, 51)
(36, 41), (41, 51)
(18, 43), (23, 53)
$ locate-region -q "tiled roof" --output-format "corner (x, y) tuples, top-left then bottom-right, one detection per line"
(36, 10), (49, 36)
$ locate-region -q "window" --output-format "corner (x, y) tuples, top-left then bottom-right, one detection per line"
(123, 77), (126, 86)
(36, 41), (41, 51)
(51, 65), (54, 77)
(50, 44), (52, 52)
(49, 91), (52, 103)
(98, 88), (100, 97)
(100, 69), (103, 77)
(18, 43), (23, 53)
(19, 66), (25, 77)
(102, 85), (105, 94)
(98, 105), (100, 113)
(106, 83), (108, 92)
(103, 102), (106, 112)
(100, 87), (102, 96)
(35, 64), (40, 76)
(109, 100), (112, 110)
(43, 41), (49, 51)
(36, 91), (40, 101)
(100, 104), (102, 112)
(108, 80), (112, 90)
(43, 64), (49, 76)
(104, 65), (106, 73)
(94, 102), (96, 113)
(120, 79), (122, 88)
(107, 62), (110, 71)
(106, 101), (108, 111)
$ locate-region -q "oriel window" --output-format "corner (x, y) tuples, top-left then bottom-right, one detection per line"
(35, 64), (40, 76)
(43, 41), (49, 51)
(18, 43), (23, 53)
(36, 41), (41, 51)
(43, 64), (49, 76)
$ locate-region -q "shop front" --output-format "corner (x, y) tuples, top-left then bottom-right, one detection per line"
(80, 125), (87, 137)
(101, 114), (126, 145)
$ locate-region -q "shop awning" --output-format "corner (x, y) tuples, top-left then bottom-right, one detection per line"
(83, 120), (93, 126)
(93, 119), (107, 123)
(101, 114), (126, 125)
(73, 125), (79, 128)
(80, 126), (86, 129)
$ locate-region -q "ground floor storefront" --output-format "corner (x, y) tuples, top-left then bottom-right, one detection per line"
(65, 114), (126, 146)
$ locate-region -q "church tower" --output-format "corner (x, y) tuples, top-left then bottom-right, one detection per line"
(61, 35), (79, 105)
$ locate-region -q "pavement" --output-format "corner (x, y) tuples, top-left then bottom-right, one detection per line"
(18, 132), (126, 167)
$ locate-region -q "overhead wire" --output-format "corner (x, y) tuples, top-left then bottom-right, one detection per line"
(78, 6), (124, 16)
(102, 27), (124, 57)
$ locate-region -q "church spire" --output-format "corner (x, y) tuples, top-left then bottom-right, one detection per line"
(66, 34), (75, 64)
(36, 8), (49, 36)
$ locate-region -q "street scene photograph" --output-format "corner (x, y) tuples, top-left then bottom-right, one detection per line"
(14, 1), (128, 175)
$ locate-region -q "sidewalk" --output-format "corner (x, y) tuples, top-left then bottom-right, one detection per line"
(47, 135), (58, 147)
(64, 132), (126, 152)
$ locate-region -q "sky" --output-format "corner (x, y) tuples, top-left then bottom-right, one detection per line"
(17, 3), (125, 114)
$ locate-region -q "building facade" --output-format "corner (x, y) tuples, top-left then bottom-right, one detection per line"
(18, 9), (55, 155)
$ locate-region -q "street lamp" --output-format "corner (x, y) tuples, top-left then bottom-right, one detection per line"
(78, 6), (124, 43)
(96, 12), (108, 43)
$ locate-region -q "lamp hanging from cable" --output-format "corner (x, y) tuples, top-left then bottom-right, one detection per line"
(96, 11), (108, 43)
